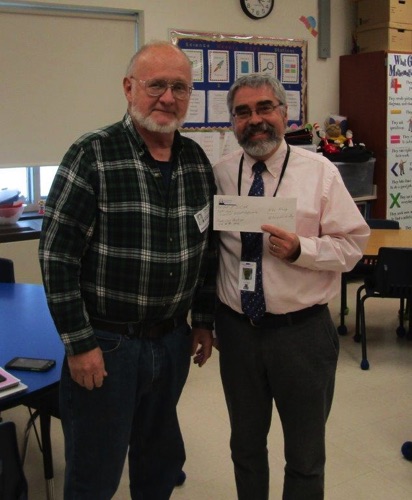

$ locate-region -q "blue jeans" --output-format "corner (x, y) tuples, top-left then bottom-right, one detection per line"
(60, 323), (192, 499)
(216, 304), (339, 500)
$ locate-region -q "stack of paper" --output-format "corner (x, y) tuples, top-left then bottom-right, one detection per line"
(0, 366), (28, 399)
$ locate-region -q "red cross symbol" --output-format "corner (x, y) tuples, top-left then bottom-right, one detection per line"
(391, 78), (402, 93)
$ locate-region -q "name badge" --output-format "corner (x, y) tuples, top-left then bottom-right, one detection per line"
(194, 204), (210, 233)
(239, 261), (256, 292)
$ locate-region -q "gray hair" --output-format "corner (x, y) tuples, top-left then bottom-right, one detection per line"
(227, 73), (287, 122)
(125, 41), (191, 77)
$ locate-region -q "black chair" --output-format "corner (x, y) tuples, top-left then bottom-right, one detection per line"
(0, 421), (28, 500)
(21, 387), (60, 499)
(366, 219), (401, 230)
(0, 257), (15, 283)
(355, 247), (412, 370)
(337, 218), (400, 335)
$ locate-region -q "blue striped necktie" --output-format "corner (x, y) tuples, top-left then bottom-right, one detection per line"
(241, 161), (266, 322)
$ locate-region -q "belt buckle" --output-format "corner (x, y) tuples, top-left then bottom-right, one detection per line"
(249, 319), (261, 328)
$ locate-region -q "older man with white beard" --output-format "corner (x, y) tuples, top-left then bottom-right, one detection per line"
(39, 41), (217, 500)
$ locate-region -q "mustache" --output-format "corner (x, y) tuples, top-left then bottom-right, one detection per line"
(244, 122), (273, 136)
(239, 121), (277, 144)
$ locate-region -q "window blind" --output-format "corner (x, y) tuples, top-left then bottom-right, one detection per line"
(0, 5), (139, 167)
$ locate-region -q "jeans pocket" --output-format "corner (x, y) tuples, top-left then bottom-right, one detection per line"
(94, 329), (123, 353)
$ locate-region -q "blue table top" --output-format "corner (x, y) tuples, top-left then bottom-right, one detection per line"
(0, 283), (64, 410)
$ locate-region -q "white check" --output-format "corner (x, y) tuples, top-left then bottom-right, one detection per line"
(214, 195), (296, 233)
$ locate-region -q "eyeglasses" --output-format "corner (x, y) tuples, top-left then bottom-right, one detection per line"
(232, 102), (283, 121)
(131, 77), (193, 100)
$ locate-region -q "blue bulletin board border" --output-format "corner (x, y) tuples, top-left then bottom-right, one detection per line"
(170, 29), (307, 131)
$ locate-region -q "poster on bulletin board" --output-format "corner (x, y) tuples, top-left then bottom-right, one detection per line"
(170, 29), (307, 131)
(386, 52), (412, 229)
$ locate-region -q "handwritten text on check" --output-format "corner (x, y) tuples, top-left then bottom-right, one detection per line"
(213, 195), (296, 233)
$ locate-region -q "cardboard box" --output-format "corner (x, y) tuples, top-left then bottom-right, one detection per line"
(356, 23), (412, 52)
(355, 0), (412, 27)
(334, 158), (375, 198)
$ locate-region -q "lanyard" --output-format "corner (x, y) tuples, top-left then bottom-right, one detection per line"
(237, 143), (290, 197)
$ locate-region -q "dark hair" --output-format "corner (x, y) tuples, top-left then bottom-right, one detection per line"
(227, 73), (287, 122)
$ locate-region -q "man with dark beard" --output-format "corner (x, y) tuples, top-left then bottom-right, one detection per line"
(213, 74), (369, 500)
(39, 41), (216, 499)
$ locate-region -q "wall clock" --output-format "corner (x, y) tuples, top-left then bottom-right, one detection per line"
(240, 0), (274, 20)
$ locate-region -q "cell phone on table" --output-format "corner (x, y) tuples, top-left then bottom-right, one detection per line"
(5, 357), (56, 372)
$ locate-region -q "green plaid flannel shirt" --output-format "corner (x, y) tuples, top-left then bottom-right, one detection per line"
(39, 114), (217, 355)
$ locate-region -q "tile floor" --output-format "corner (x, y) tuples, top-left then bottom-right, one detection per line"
(4, 280), (412, 499)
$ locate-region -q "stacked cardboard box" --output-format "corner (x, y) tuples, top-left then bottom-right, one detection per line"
(353, 0), (412, 52)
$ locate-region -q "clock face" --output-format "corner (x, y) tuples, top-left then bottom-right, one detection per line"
(240, 0), (274, 19)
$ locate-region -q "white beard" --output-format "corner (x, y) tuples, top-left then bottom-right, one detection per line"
(236, 121), (283, 157)
(130, 107), (184, 134)
(241, 138), (281, 157)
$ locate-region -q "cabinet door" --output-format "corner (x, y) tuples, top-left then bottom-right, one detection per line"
(340, 51), (387, 218)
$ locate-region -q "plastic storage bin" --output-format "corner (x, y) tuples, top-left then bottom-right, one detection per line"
(333, 158), (375, 198)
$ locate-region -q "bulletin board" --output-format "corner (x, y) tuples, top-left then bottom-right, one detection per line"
(170, 29), (307, 131)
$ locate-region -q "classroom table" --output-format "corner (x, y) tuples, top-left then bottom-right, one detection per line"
(364, 228), (412, 256)
(0, 283), (64, 500)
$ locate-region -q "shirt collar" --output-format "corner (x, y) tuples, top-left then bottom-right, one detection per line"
(242, 139), (288, 177)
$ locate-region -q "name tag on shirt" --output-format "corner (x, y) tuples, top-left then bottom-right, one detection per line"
(195, 204), (210, 233)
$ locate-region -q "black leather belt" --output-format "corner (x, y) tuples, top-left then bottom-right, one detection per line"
(220, 303), (327, 329)
(89, 316), (187, 338)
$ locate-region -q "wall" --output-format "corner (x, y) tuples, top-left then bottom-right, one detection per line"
(0, 240), (42, 283)
(1, 0), (356, 283)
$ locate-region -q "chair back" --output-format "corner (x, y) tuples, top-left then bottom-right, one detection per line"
(366, 218), (400, 230)
(0, 421), (28, 500)
(374, 247), (412, 298)
(0, 258), (15, 283)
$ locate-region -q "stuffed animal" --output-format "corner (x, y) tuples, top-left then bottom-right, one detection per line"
(344, 130), (354, 148)
(324, 123), (346, 146)
(315, 126), (340, 154)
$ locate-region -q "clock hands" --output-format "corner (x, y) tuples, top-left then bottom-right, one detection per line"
(240, 0), (274, 19)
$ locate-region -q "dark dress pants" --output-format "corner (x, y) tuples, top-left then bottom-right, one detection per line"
(215, 304), (339, 500)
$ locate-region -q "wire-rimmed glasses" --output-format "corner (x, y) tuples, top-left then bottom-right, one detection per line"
(131, 77), (193, 100)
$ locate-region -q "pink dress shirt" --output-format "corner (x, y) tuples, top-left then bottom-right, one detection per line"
(213, 140), (370, 314)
